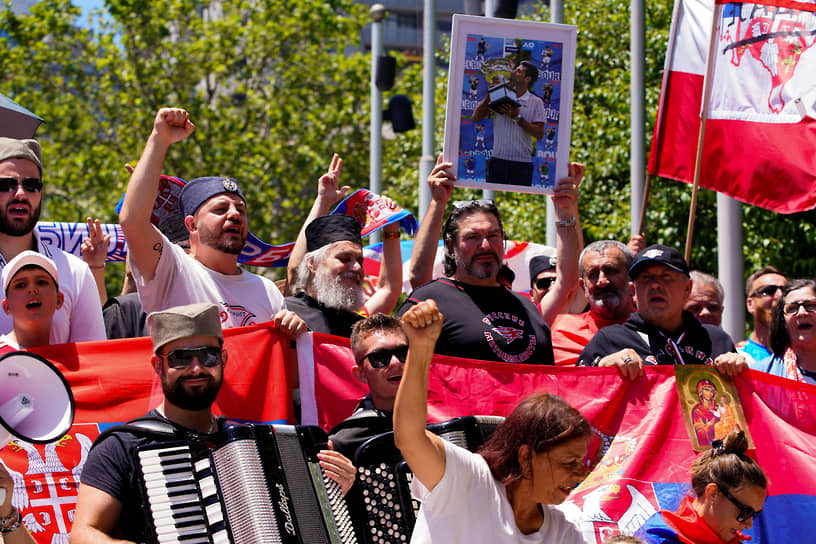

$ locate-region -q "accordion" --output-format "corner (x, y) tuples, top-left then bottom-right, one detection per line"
(350, 415), (505, 544)
(137, 423), (358, 544)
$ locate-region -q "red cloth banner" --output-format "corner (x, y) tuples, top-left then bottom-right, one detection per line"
(299, 333), (816, 542)
(0, 324), (293, 543)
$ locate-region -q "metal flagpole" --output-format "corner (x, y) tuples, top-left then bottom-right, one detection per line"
(718, 193), (744, 341)
(546, 0), (564, 247)
(483, 0), (495, 204)
(370, 4), (386, 244)
(418, 0), (436, 222)
(630, 0), (645, 238)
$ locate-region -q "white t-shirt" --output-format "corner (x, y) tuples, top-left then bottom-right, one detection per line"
(0, 235), (106, 344)
(132, 232), (285, 328)
(410, 440), (587, 544)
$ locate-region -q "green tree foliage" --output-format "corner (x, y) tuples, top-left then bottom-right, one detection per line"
(384, 1), (815, 288)
(1, 0), (369, 294)
(2, 0), (814, 301)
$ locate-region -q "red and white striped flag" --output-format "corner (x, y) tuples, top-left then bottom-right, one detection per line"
(648, 0), (816, 214)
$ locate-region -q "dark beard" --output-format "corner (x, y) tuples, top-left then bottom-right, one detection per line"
(0, 201), (41, 236)
(458, 251), (500, 280)
(213, 238), (245, 255)
(162, 375), (221, 410)
(199, 226), (246, 255)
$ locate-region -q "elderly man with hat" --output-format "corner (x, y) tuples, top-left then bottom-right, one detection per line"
(119, 108), (305, 336)
(72, 302), (230, 542)
(0, 137), (105, 343)
(285, 214), (368, 336)
(578, 244), (746, 379)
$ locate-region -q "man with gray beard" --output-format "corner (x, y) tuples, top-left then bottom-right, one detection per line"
(285, 214), (369, 336)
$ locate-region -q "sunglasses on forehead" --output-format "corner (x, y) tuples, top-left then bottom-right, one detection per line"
(0, 177), (43, 193)
(717, 484), (762, 523)
(160, 346), (223, 369)
(452, 198), (495, 209)
(357, 345), (409, 369)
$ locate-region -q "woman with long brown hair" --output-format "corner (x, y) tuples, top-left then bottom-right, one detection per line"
(394, 299), (590, 543)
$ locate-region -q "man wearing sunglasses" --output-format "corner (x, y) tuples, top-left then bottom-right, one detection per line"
(0, 138), (105, 344)
(328, 313), (409, 459)
(550, 240), (636, 366)
(73, 302), (229, 542)
(119, 108), (306, 337)
(528, 254), (557, 306)
(736, 266), (787, 363)
(578, 244), (746, 379)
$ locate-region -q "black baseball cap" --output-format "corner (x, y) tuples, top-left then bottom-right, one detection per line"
(628, 244), (690, 279)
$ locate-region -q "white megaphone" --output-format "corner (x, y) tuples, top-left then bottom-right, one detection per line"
(0, 351), (75, 504)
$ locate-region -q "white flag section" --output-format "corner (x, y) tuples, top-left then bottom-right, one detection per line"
(709, 4), (816, 122)
(649, 0), (816, 214)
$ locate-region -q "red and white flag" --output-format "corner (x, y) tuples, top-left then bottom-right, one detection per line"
(648, 0), (816, 214)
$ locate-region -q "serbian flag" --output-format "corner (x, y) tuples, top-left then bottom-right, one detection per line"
(110, 183), (418, 267)
(648, 0), (816, 214)
(0, 324), (293, 543)
(299, 333), (816, 542)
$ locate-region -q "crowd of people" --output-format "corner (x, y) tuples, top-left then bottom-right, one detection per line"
(0, 104), (803, 543)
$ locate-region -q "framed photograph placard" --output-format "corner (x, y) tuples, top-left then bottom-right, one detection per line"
(443, 15), (577, 194)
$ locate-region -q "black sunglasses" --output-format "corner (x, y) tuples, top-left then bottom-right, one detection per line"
(717, 484), (762, 523)
(535, 277), (556, 290)
(0, 177), (43, 193)
(750, 284), (784, 298)
(357, 345), (409, 369)
(161, 346), (223, 369)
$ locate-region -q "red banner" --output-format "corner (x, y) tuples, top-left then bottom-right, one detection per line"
(298, 333), (816, 542)
(0, 324), (293, 543)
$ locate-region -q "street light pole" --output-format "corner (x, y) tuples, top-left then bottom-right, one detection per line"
(546, 0), (564, 247)
(370, 3), (386, 244)
(418, 0), (436, 222)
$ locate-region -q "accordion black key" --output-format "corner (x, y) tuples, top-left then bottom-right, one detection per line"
(137, 424), (358, 544)
(350, 415), (505, 544)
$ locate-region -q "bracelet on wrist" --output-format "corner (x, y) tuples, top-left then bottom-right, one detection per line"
(88, 263), (106, 270)
(0, 508), (20, 533)
(555, 216), (576, 228)
(382, 231), (400, 240)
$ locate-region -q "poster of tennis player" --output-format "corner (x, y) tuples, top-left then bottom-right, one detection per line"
(443, 15), (576, 194)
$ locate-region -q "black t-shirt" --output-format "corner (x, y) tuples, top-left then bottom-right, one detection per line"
(79, 410), (223, 542)
(285, 292), (363, 337)
(327, 395), (393, 460)
(398, 278), (554, 364)
(578, 311), (735, 366)
(102, 292), (148, 340)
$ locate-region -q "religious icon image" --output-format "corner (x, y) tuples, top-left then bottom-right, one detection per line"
(675, 367), (754, 451)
